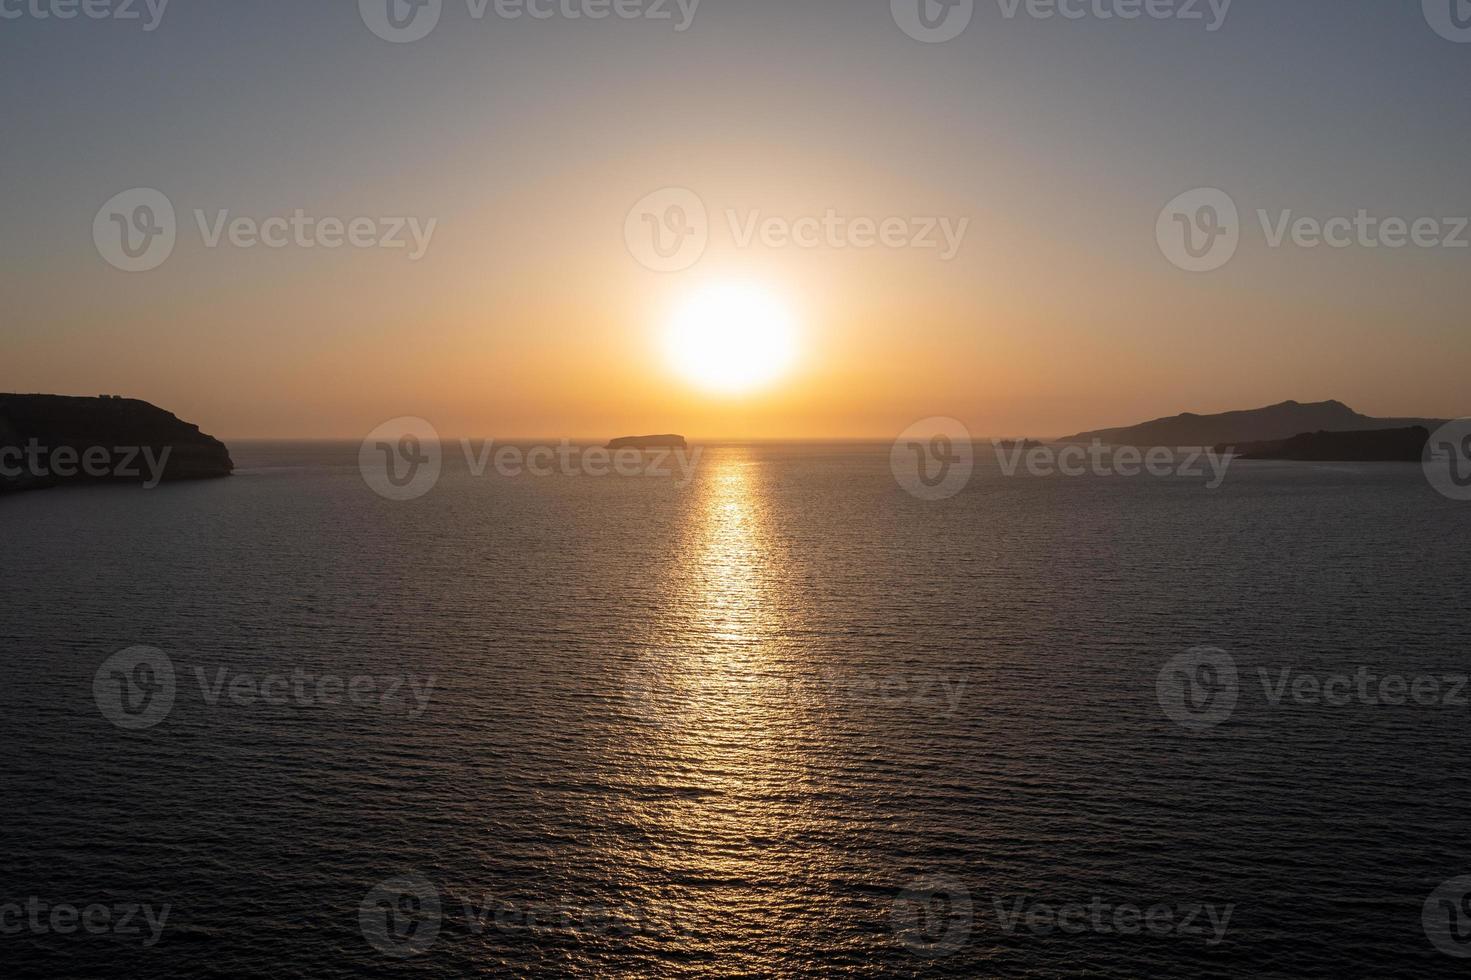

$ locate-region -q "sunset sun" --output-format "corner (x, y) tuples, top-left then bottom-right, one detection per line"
(663, 281), (799, 395)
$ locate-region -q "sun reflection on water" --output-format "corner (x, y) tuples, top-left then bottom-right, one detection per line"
(634, 448), (795, 736)
(688, 457), (776, 649)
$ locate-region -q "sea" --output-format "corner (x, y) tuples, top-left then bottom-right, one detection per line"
(2, 441), (1469, 978)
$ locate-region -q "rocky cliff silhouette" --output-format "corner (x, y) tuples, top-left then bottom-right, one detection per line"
(0, 394), (233, 492)
(1059, 400), (1446, 448)
(1219, 426), (1431, 462)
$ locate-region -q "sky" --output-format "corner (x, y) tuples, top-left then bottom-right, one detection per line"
(2, 0), (1468, 439)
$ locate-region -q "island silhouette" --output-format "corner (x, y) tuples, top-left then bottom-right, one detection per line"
(2, 396), (1459, 497)
(0, 394), (233, 493)
(1056, 399), (1447, 451)
(605, 434), (688, 450)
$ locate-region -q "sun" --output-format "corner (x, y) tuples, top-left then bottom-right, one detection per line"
(663, 281), (799, 395)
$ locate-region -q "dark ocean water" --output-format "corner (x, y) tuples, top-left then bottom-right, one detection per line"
(3, 442), (1470, 977)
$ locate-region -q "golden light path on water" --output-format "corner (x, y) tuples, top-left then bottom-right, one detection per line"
(608, 448), (849, 963)
(655, 447), (789, 745)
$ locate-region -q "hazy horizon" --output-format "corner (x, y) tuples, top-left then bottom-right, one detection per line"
(5, 391), (1457, 444)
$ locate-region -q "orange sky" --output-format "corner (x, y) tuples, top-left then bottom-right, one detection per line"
(7, 2), (1468, 440)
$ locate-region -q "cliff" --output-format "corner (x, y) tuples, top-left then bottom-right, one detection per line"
(1059, 400), (1446, 448)
(1218, 426), (1431, 462)
(0, 394), (233, 492)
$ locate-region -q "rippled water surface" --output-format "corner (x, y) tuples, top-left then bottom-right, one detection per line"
(3, 443), (1470, 977)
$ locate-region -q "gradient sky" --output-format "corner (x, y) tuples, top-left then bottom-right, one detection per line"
(3, 0), (1468, 439)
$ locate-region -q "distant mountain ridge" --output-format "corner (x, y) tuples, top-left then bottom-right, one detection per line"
(1058, 400), (1447, 448)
